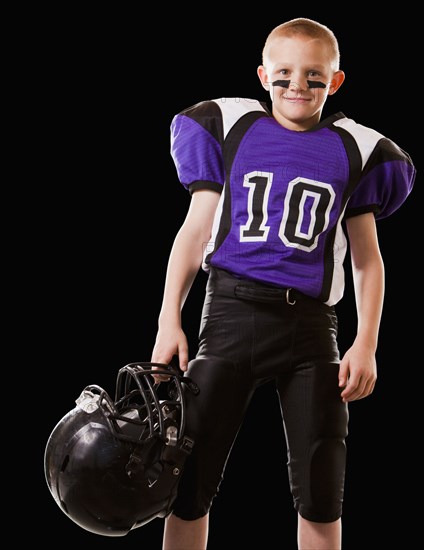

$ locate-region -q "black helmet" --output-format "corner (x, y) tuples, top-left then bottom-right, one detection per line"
(44, 362), (199, 536)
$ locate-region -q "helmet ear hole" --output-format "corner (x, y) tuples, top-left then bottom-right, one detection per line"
(44, 362), (196, 537)
(60, 455), (69, 473)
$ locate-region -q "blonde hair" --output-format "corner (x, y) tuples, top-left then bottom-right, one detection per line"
(262, 18), (340, 70)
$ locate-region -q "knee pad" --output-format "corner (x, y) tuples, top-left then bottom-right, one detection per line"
(295, 438), (346, 522)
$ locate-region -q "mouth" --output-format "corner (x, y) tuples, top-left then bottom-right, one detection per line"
(282, 95), (311, 103)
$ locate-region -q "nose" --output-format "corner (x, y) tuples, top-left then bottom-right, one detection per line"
(287, 74), (308, 94)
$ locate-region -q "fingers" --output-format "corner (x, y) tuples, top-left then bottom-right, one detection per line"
(338, 361), (349, 390)
(340, 375), (376, 402)
(338, 351), (377, 402)
(151, 349), (189, 383)
(150, 337), (189, 382)
(151, 353), (174, 383)
(178, 348), (189, 372)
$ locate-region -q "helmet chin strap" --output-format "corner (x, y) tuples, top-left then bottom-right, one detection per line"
(272, 79), (327, 89)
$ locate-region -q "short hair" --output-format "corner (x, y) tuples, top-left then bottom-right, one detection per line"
(262, 18), (340, 70)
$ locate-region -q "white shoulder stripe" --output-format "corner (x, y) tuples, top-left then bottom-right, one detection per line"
(333, 117), (384, 169)
(212, 98), (267, 139)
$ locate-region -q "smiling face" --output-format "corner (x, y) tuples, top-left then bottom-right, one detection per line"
(258, 34), (345, 131)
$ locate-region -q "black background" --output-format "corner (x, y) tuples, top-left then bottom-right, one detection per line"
(35, 9), (419, 549)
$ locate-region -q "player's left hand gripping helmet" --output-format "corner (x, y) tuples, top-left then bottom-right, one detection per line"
(44, 362), (199, 537)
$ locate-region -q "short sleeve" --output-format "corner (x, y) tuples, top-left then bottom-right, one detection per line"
(345, 138), (416, 220)
(170, 101), (225, 195)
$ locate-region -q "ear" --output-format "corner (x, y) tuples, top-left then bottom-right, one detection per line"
(257, 65), (270, 90)
(328, 70), (345, 95)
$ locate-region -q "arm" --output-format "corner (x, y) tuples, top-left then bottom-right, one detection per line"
(151, 189), (221, 374)
(339, 212), (384, 402)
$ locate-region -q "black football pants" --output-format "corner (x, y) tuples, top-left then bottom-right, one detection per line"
(172, 268), (348, 523)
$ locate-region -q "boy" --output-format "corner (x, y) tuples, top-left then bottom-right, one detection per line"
(151, 17), (415, 549)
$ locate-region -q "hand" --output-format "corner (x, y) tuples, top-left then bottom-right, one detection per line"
(338, 341), (377, 402)
(151, 326), (189, 383)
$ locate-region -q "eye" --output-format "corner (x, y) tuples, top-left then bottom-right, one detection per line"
(279, 69), (289, 76)
(308, 70), (321, 78)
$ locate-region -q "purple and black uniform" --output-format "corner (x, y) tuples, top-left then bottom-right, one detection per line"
(169, 98), (416, 523)
(171, 98), (415, 305)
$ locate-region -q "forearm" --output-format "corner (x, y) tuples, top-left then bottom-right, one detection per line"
(352, 257), (385, 350)
(158, 225), (205, 328)
(156, 189), (220, 330)
(151, 190), (220, 370)
(346, 212), (385, 351)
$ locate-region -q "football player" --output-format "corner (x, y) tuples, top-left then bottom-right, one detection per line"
(151, 17), (415, 550)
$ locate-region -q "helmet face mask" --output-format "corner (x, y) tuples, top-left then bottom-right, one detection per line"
(44, 362), (198, 537)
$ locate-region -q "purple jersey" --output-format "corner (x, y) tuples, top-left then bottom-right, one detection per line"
(170, 98), (415, 305)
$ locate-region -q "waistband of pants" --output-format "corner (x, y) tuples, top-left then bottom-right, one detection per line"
(209, 267), (309, 305)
